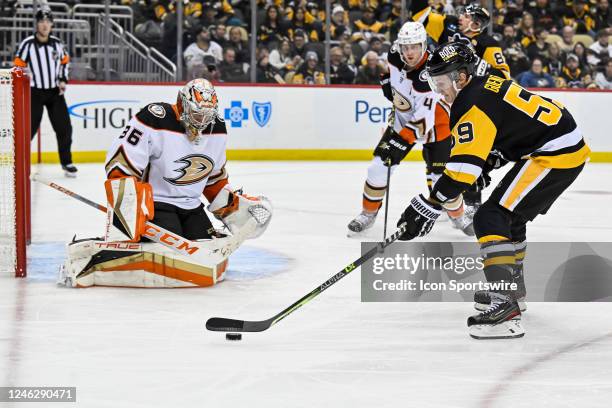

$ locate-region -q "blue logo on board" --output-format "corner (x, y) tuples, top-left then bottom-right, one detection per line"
(252, 102), (272, 127)
(224, 101), (249, 127)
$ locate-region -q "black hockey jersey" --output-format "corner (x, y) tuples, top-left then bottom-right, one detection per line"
(431, 74), (590, 201)
(410, 0), (510, 77)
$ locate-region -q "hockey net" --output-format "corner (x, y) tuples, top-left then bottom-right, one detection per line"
(0, 68), (31, 277)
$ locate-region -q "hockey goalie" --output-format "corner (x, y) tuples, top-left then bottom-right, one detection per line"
(60, 79), (272, 288)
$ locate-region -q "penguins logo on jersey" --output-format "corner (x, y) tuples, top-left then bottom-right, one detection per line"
(163, 154), (215, 185)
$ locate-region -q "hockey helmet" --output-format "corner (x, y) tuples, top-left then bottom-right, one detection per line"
(425, 41), (477, 98)
(35, 8), (53, 22)
(395, 21), (427, 67)
(458, 4), (491, 33)
(177, 78), (219, 138)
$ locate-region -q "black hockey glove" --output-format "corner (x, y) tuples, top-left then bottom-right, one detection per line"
(472, 172), (491, 193)
(397, 194), (443, 241)
(374, 129), (413, 166)
(484, 153), (509, 173)
(380, 72), (392, 101)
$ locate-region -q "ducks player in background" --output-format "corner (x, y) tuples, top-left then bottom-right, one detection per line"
(396, 42), (589, 339)
(61, 79), (272, 288)
(348, 21), (474, 237)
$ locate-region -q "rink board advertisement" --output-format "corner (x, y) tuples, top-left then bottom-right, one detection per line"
(37, 83), (612, 161)
(361, 242), (612, 302)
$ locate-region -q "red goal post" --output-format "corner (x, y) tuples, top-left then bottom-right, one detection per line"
(0, 68), (31, 277)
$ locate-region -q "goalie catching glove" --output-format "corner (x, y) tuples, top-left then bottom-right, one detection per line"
(104, 176), (154, 242)
(208, 186), (273, 240)
(397, 194), (442, 240)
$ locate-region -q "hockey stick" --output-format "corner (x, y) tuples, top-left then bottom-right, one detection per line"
(31, 175), (210, 258)
(383, 158), (392, 239)
(206, 223), (408, 333)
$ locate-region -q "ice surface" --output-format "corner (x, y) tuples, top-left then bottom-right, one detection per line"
(1, 162), (612, 408)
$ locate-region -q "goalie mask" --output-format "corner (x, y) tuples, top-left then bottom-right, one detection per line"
(177, 78), (219, 139)
(395, 21), (428, 68)
(425, 41), (477, 102)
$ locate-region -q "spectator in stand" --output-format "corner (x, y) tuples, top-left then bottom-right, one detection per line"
(292, 51), (326, 84)
(341, 41), (358, 67)
(365, 35), (387, 67)
(560, 25), (577, 53)
(254, 48), (283, 83)
(572, 42), (590, 70)
(499, 0), (526, 26)
(227, 26), (250, 64)
(330, 5), (350, 40)
(219, 47), (249, 83)
(385, 0), (403, 39)
(258, 5), (290, 48)
(594, 58), (612, 89)
(545, 41), (565, 77)
(201, 1), (235, 26)
(560, 0), (595, 35)
(289, 6), (322, 42)
(527, 0), (557, 32)
(518, 57), (556, 87)
(355, 51), (385, 85)
(291, 29), (308, 60)
(526, 27), (550, 62)
(500, 24), (518, 50)
(329, 46), (356, 84)
(560, 53), (593, 87)
(501, 25), (531, 74)
(351, 5), (387, 44)
(210, 24), (227, 49)
(593, 0), (612, 32)
(184, 25), (223, 74)
(518, 11), (536, 48)
(269, 37), (299, 77)
(587, 29), (611, 71)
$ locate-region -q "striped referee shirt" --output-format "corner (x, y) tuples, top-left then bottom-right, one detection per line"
(13, 35), (70, 89)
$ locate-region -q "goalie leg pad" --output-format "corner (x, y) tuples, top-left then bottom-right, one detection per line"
(62, 239), (229, 288)
(104, 177), (154, 242)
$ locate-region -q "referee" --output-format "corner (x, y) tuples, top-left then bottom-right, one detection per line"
(13, 8), (77, 177)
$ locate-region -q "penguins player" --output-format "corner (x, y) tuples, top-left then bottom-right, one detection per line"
(396, 42), (589, 339)
(410, 1), (510, 78)
(348, 21), (474, 237)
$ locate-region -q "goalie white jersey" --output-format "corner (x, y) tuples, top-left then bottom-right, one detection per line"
(105, 102), (228, 209)
(387, 46), (450, 144)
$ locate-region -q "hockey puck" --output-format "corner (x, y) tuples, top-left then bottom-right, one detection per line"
(225, 333), (242, 341)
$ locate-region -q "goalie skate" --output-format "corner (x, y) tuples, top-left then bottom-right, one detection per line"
(468, 293), (524, 339)
(347, 212), (377, 236)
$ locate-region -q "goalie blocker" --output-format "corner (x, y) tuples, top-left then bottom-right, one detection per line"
(61, 79), (273, 288)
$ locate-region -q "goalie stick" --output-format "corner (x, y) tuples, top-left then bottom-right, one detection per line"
(205, 223), (408, 333)
(31, 175), (246, 262)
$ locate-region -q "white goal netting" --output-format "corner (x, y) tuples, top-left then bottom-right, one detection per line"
(0, 69), (16, 274)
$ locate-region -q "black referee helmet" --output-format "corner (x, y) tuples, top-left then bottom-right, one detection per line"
(35, 8), (54, 22)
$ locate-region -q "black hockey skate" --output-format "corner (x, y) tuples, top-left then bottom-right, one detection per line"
(474, 267), (527, 312)
(468, 292), (524, 339)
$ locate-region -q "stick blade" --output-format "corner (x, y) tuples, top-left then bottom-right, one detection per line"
(206, 317), (273, 332)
